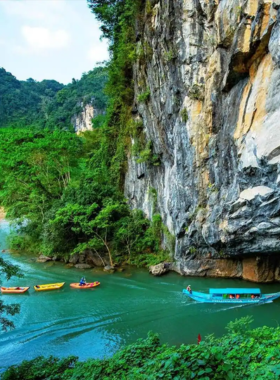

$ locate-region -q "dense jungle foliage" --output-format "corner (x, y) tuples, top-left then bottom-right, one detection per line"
(0, 68), (63, 129)
(0, 127), (170, 266)
(0, 0), (173, 267)
(3, 317), (280, 380)
(0, 67), (107, 130)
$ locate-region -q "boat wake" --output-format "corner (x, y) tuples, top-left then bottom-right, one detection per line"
(209, 300), (275, 313)
(213, 304), (248, 312)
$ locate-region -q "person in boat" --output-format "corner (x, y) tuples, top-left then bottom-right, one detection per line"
(187, 285), (192, 294)
(79, 277), (86, 286)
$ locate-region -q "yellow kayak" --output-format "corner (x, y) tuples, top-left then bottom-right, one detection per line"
(34, 282), (65, 292)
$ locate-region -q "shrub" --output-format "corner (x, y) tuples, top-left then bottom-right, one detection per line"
(137, 88), (151, 103)
(4, 319), (280, 380)
(180, 108), (188, 123)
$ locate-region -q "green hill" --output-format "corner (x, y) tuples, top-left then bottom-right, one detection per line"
(0, 66), (108, 130)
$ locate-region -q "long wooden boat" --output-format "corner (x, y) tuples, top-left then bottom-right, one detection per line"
(70, 281), (100, 289)
(183, 287), (280, 304)
(34, 282), (65, 292)
(1, 286), (29, 294)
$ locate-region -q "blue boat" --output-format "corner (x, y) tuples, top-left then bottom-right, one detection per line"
(183, 287), (280, 304)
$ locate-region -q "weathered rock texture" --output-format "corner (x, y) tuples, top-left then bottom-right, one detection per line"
(71, 103), (103, 133)
(125, 0), (280, 282)
(149, 262), (171, 276)
(66, 249), (110, 267)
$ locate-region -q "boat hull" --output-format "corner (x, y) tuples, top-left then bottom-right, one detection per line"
(70, 282), (100, 289)
(182, 289), (280, 304)
(1, 287), (29, 294)
(34, 282), (65, 291)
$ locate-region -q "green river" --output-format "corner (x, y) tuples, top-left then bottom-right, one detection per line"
(1, 219), (280, 371)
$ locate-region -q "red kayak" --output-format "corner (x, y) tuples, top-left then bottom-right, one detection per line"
(70, 281), (100, 289)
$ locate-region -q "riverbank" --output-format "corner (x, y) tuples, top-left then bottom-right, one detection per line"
(4, 215), (280, 283)
(37, 251), (280, 284)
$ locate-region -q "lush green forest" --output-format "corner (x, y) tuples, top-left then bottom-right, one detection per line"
(0, 0), (173, 268)
(3, 317), (280, 379)
(0, 66), (108, 130)
(0, 68), (63, 129)
(0, 126), (170, 266)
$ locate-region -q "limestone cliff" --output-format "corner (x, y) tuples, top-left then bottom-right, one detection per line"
(125, 0), (280, 282)
(71, 102), (103, 133)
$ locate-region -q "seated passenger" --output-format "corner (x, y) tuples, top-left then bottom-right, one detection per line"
(79, 277), (86, 286)
(251, 294), (255, 299)
(236, 294), (240, 299)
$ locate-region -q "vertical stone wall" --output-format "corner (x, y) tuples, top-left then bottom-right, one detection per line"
(125, 0), (280, 281)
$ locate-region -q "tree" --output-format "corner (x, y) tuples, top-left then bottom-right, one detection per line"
(89, 201), (129, 266)
(50, 200), (129, 267)
(115, 209), (149, 262)
(0, 257), (22, 330)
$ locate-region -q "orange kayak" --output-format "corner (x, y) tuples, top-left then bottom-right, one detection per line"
(70, 282), (100, 289)
(1, 286), (30, 294)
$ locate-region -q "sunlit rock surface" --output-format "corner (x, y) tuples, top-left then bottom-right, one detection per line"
(125, 0), (280, 282)
(149, 263), (171, 276)
(71, 103), (103, 133)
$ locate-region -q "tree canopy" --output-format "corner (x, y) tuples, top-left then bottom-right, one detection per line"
(0, 66), (108, 130)
(0, 127), (170, 266)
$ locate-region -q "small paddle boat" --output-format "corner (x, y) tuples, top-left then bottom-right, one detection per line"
(183, 287), (280, 304)
(34, 282), (65, 291)
(70, 281), (100, 289)
(1, 286), (29, 294)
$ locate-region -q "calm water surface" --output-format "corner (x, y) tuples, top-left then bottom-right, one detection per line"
(1, 219), (280, 370)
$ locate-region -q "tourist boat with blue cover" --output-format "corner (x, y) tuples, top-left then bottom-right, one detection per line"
(183, 287), (280, 304)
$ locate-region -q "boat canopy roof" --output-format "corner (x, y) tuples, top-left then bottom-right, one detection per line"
(209, 288), (261, 295)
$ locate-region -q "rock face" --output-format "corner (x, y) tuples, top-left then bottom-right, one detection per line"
(71, 103), (103, 133)
(149, 263), (171, 276)
(67, 249), (110, 268)
(125, 0), (280, 282)
(37, 255), (52, 263)
(75, 264), (92, 269)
